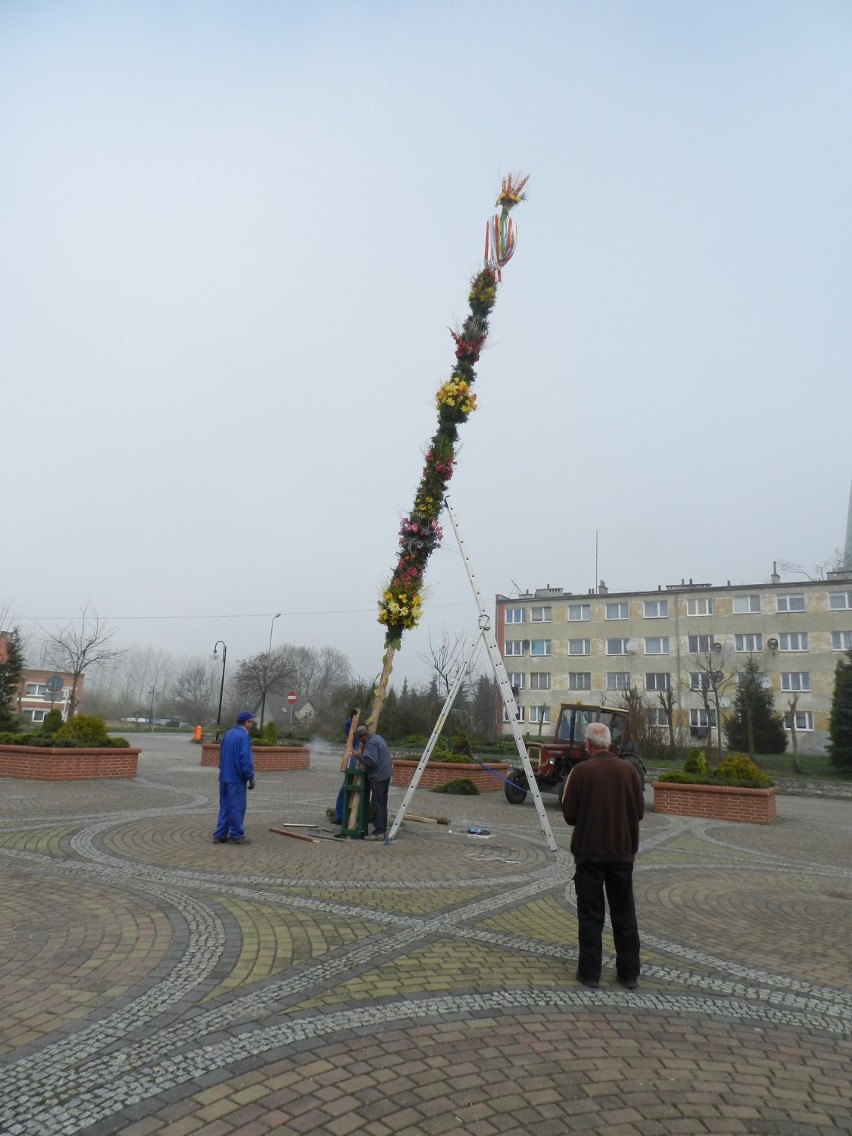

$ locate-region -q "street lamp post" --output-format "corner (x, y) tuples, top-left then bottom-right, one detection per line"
(213, 641), (227, 741)
(149, 687), (156, 732)
(259, 613), (281, 733)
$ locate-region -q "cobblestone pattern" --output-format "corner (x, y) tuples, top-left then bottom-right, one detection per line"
(0, 736), (850, 1136)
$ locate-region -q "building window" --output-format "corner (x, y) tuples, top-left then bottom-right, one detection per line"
(26, 683), (48, 696)
(605, 602), (629, 620)
(531, 606), (551, 623)
(689, 672), (708, 691)
(777, 594), (805, 613)
(781, 672), (810, 692)
(733, 595), (761, 614)
(645, 672), (670, 691)
(504, 641), (525, 656)
(643, 599), (668, 618)
(688, 635), (713, 653)
(30, 709), (46, 722)
(503, 705), (525, 722)
(829, 592), (852, 610)
(644, 637), (669, 655)
(607, 638), (631, 655)
(568, 604), (591, 622)
(530, 640), (551, 657)
(568, 672), (591, 690)
(529, 672), (551, 690)
(735, 633), (763, 652)
(784, 711), (814, 732)
(833, 631), (852, 651)
(505, 608), (525, 623)
(569, 639), (591, 656)
(737, 671), (767, 688)
(686, 598), (713, 616)
(508, 672), (525, 690)
(690, 708), (717, 728)
(647, 707), (669, 727)
(529, 705), (551, 724)
(780, 632), (808, 652)
(607, 672), (631, 690)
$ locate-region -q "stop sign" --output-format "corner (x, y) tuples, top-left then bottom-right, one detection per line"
(287, 691), (297, 705)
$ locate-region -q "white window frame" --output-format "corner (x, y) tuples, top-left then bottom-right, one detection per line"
(502, 705), (526, 723)
(605, 602), (629, 620)
(784, 711), (814, 732)
(505, 608), (525, 624)
(733, 595), (761, 614)
(529, 705), (551, 724)
(568, 639), (591, 656)
(567, 604), (591, 622)
(530, 639), (551, 657)
(735, 633), (763, 652)
(737, 671), (767, 689)
(644, 637), (670, 655)
(643, 599), (668, 619)
(688, 635), (713, 653)
(776, 594), (805, 613)
(568, 672), (591, 690)
(690, 707), (717, 728)
(647, 707), (669, 727)
(530, 606), (551, 623)
(686, 598), (714, 616)
(606, 672), (631, 690)
(645, 672), (670, 691)
(606, 638), (630, 655)
(779, 632), (808, 652)
(508, 672), (525, 690)
(31, 709), (47, 723)
(832, 631), (852, 651)
(529, 672), (551, 690)
(781, 672), (810, 692)
(829, 592), (852, 610)
(504, 641), (525, 656)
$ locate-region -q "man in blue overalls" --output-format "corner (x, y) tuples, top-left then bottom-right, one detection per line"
(213, 711), (256, 844)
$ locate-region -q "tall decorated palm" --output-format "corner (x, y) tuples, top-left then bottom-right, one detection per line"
(366, 175), (528, 730)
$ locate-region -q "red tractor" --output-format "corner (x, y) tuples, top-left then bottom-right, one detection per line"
(504, 703), (646, 804)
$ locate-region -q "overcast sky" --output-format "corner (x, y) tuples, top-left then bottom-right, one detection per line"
(3, 1), (850, 691)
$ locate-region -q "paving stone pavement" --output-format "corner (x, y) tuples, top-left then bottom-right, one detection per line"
(1, 733), (850, 1136)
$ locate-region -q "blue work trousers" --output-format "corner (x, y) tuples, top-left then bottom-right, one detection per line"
(214, 781), (248, 842)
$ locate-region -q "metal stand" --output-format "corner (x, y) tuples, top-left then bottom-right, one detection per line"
(387, 496), (557, 853)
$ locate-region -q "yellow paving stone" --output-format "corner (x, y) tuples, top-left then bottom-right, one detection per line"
(288, 886), (489, 915)
(480, 894), (577, 945)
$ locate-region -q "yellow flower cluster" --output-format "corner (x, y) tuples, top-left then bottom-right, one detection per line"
(378, 590), (423, 630)
(436, 378), (477, 416)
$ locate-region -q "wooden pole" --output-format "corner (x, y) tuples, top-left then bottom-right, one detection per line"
(366, 644), (396, 734)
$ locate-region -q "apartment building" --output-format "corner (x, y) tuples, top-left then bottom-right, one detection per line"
(495, 570), (852, 754)
(17, 669), (80, 724)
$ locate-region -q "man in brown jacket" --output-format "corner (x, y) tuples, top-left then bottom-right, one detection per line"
(562, 720), (645, 990)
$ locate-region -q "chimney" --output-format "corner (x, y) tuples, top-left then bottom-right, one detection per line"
(598, 580), (608, 594)
(771, 560), (780, 585)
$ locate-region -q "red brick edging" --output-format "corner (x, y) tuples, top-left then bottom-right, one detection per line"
(0, 745), (140, 781)
(201, 744), (310, 771)
(392, 760), (510, 793)
(653, 780), (777, 824)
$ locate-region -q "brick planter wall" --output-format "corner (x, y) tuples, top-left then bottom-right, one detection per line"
(0, 746), (140, 781)
(201, 744), (310, 771)
(653, 781), (777, 824)
(392, 760), (509, 793)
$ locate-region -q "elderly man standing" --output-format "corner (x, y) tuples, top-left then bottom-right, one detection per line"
(562, 720), (645, 990)
(353, 724), (392, 841)
(213, 710), (256, 845)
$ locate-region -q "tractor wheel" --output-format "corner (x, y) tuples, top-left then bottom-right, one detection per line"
(626, 755), (646, 791)
(504, 770), (528, 805)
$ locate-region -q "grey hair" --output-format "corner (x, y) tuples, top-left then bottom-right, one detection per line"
(585, 721), (611, 749)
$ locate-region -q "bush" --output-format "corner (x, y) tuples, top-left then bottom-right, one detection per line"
(263, 720), (278, 744)
(40, 710), (64, 735)
(55, 714), (110, 746)
(657, 751), (774, 789)
(433, 778), (479, 795)
(716, 753), (774, 787)
(684, 750), (709, 776)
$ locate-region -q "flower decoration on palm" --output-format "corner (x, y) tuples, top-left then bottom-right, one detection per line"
(377, 173), (528, 647)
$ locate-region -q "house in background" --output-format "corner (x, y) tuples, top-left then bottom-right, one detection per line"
(17, 669), (81, 725)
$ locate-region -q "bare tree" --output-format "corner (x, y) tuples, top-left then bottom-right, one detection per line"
(44, 605), (126, 717)
(169, 657), (218, 726)
(235, 647), (295, 731)
(785, 693), (804, 775)
(687, 643), (738, 765)
(419, 628), (469, 700)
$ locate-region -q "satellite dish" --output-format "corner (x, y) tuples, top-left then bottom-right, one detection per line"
(625, 639), (638, 654)
(760, 676), (773, 689)
(719, 696), (732, 708)
(45, 676), (64, 694)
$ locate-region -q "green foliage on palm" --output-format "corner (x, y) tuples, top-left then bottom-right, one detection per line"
(828, 649), (852, 775)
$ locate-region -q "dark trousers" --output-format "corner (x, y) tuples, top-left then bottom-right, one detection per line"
(574, 861), (640, 983)
(369, 777), (390, 835)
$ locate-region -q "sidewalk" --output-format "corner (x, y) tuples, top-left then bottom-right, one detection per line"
(1, 734), (850, 1135)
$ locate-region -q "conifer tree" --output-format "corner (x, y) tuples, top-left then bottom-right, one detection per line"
(828, 649), (852, 775)
(724, 656), (787, 757)
(0, 628), (25, 732)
